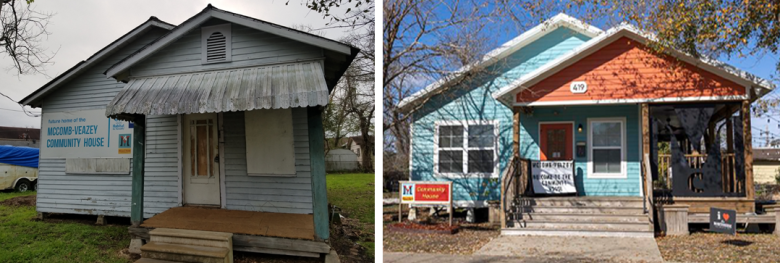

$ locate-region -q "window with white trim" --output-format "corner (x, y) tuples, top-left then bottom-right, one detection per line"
(434, 121), (498, 177)
(588, 118), (625, 178)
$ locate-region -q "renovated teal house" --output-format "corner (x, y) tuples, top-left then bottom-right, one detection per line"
(399, 14), (774, 236)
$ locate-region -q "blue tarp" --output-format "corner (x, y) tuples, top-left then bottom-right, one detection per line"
(0, 145), (39, 168)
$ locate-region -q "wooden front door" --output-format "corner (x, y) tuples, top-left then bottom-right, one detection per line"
(182, 113), (221, 206)
(540, 123), (573, 160)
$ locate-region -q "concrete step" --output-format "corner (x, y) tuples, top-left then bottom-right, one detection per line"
(515, 198), (644, 208)
(501, 228), (654, 238)
(141, 242), (230, 263)
(514, 206), (645, 215)
(513, 213), (649, 223)
(149, 228), (232, 249)
(134, 258), (181, 263)
(512, 220), (652, 232)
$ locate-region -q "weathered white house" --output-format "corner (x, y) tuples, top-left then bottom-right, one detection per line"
(22, 5), (357, 260)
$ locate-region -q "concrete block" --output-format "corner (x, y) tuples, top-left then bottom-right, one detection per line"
(129, 238), (144, 254)
(765, 205), (780, 236)
(659, 204), (689, 236)
(96, 215), (105, 225)
(324, 249), (341, 263)
(408, 207), (417, 221)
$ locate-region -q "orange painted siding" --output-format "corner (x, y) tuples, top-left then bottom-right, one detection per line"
(516, 37), (745, 103)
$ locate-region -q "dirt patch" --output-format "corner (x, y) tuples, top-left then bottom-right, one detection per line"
(117, 248), (141, 261)
(0, 195), (35, 207)
(384, 222), (499, 255)
(330, 216), (373, 263)
(657, 232), (780, 262)
(386, 221), (460, 234)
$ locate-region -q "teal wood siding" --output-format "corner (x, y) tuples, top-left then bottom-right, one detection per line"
(36, 28), (170, 218)
(410, 28), (592, 206)
(518, 105), (642, 196)
(222, 109), (314, 214)
(130, 20), (323, 77)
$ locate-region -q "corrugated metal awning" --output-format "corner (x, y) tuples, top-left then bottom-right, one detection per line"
(105, 61), (328, 118)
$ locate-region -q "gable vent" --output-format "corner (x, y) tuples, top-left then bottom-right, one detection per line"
(201, 24), (232, 64)
(206, 32), (227, 62)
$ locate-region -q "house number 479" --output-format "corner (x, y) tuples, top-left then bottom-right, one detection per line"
(570, 81), (587, 94)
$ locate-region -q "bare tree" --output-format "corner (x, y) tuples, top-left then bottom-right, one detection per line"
(0, 0), (54, 75)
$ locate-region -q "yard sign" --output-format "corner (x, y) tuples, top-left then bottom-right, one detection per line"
(399, 181), (453, 226)
(709, 207), (737, 235)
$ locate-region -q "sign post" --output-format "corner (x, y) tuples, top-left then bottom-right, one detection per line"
(709, 207), (737, 235)
(531, 160), (577, 195)
(399, 181), (453, 226)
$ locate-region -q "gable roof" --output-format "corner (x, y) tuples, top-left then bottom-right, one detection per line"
(20, 17), (175, 107)
(396, 13), (603, 113)
(104, 4), (357, 80)
(491, 24), (776, 105)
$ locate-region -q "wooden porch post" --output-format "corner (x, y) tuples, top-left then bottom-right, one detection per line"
(501, 109), (521, 229)
(130, 117), (146, 227)
(307, 107), (329, 241)
(641, 104), (654, 225)
(741, 101), (754, 200)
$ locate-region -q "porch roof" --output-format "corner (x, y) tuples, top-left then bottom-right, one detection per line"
(105, 61), (328, 120)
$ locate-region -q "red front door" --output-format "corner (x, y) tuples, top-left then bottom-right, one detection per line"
(540, 123), (573, 161)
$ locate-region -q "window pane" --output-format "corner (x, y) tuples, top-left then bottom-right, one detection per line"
(592, 122), (621, 147)
(439, 126), (463, 148)
(468, 125), (494, 148)
(468, 150), (494, 173)
(439, 150), (463, 173)
(593, 149), (621, 173)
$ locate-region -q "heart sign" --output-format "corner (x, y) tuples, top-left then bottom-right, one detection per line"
(723, 213), (730, 221)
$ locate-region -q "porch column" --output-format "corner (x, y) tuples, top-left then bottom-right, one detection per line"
(741, 100), (754, 200)
(307, 107), (329, 240)
(130, 117), (146, 227)
(641, 103), (654, 225)
(501, 109), (521, 229)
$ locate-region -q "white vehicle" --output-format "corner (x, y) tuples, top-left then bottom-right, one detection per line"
(0, 163), (37, 192)
(0, 145), (39, 192)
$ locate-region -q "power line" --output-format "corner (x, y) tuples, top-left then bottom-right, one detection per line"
(0, 107), (40, 114)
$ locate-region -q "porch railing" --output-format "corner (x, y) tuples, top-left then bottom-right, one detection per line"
(500, 155), (530, 228)
(656, 153), (742, 193)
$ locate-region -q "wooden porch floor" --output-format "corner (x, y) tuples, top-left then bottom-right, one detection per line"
(140, 207), (315, 240)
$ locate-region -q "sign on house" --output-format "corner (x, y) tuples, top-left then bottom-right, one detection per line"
(400, 181), (452, 204)
(41, 109), (134, 158)
(709, 207), (736, 235)
(531, 160), (576, 194)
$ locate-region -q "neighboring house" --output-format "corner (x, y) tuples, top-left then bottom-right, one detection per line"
(0, 126), (40, 148)
(327, 134), (374, 166)
(21, 5), (356, 258)
(325, 148), (359, 172)
(754, 148), (780, 184)
(399, 14), (774, 236)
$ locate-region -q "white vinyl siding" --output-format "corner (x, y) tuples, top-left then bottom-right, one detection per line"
(433, 120), (499, 178)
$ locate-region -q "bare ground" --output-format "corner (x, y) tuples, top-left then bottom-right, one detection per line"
(0, 194), (35, 207)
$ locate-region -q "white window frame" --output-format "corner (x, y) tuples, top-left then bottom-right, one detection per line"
(587, 117), (627, 179)
(433, 120), (500, 178)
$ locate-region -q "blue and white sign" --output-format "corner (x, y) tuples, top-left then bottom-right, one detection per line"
(40, 109), (134, 158)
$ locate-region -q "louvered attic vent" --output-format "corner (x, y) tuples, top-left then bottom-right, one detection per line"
(206, 32), (227, 62)
(201, 24), (232, 64)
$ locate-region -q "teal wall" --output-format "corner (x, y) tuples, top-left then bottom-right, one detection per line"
(518, 105), (642, 196)
(410, 28), (592, 207)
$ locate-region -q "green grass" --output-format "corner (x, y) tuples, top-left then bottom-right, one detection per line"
(0, 191), (132, 263)
(327, 173), (374, 257)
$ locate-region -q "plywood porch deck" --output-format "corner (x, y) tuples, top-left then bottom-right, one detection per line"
(140, 207), (315, 240)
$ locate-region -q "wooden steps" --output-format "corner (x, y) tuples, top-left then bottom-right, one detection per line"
(136, 228), (233, 263)
(504, 197), (653, 237)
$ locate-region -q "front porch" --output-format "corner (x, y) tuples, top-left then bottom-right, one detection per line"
(129, 207), (330, 258)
